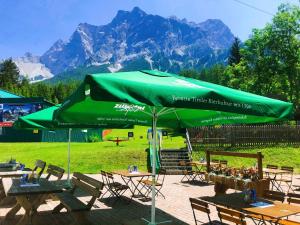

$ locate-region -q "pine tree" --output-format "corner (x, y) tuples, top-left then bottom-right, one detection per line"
(0, 58), (20, 88)
(228, 37), (242, 66)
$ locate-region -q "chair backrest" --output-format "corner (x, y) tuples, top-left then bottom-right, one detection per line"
(263, 190), (285, 202)
(189, 198), (211, 224)
(33, 160), (46, 177)
(287, 193), (300, 205)
(281, 166), (294, 173)
(220, 160), (228, 166)
(45, 164), (65, 180)
(71, 172), (104, 209)
(105, 172), (116, 185)
(157, 168), (166, 185)
(100, 170), (107, 184)
(211, 159), (220, 163)
(216, 206), (246, 225)
(267, 164), (278, 169)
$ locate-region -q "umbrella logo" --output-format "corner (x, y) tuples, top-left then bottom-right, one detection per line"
(114, 103), (145, 112)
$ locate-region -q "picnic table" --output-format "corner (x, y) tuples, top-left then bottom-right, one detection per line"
(263, 168), (291, 192)
(2, 177), (63, 225)
(201, 192), (300, 224)
(113, 170), (151, 198)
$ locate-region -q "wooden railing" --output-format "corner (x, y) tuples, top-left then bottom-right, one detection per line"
(188, 125), (300, 149)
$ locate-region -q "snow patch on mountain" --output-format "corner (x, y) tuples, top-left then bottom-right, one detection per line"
(14, 53), (54, 82)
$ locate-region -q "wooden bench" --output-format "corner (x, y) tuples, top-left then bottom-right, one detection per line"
(53, 172), (104, 225)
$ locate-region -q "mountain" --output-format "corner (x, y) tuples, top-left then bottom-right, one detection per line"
(43, 7), (235, 81)
(14, 53), (54, 82)
(17, 7), (235, 83)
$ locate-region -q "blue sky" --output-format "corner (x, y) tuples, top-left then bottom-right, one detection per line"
(0, 0), (298, 59)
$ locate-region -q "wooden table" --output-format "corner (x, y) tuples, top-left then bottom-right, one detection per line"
(189, 161), (220, 167)
(201, 192), (300, 224)
(113, 170), (151, 198)
(263, 168), (290, 192)
(0, 170), (30, 178)
(2, 177), (63, 225)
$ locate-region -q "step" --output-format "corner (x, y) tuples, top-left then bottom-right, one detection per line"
(162, 169), (188, 175)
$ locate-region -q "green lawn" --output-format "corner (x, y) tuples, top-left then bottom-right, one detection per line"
(0, 126), (299, 173)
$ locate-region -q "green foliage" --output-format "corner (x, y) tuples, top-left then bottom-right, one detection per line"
(227, 3), (300, 104)
(0, 59), (22, 88)
(87, 134), (100, 142)
(228, 37), (242, 66)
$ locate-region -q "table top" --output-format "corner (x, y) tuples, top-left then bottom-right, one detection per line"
(189, 161), (220, 166)
(0, 170), (31, 178)
(263, 168), (290, 174)
(201, 192), (300, 219)
(113, 170), (151, 177)
(3, 178), (63, 196)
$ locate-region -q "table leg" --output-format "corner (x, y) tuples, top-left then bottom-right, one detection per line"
(9, 194), (47, 225)
(131, 176), (148, 198)
(120, 176), (135, 196)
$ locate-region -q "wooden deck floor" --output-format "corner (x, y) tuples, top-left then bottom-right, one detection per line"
(0, 174), (299, 225)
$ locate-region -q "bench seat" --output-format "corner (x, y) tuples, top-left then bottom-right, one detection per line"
(55, 192), (88, 212)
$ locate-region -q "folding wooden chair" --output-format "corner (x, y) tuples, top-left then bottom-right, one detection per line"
(178, 160), (194, 182)
(189, 198), (212, 225)
(216, 206), (246, 225)
(104, 172), (130, 201)
(277, 166), (294, 193)
(189, 162), (206, 182)
(287, 193), (300, 205)
(140, 168), (166, 199)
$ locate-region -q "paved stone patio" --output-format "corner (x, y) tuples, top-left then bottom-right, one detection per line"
(0, 174), (299, 225)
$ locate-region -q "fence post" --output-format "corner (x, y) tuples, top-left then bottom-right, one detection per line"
(206, 150), (210, 173)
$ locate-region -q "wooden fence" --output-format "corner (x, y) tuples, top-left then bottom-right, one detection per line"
(188, 125), (300, 149)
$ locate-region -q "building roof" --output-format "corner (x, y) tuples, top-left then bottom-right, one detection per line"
(0, 89), (21, 98)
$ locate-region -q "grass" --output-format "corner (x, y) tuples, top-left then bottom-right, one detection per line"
(192, 147), (300, 173)
(0, 126), (299, 173)
(0, 126), (186, 174)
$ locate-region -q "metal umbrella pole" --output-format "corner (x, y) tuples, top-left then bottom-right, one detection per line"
(67, 128), (72, 186)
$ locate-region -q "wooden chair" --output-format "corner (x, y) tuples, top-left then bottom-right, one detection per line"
(104, 172), (130, 201)
(220, 160), (228, 167)
(100, 170), (110, 198)
(53, 172), (104, 225)
(266, 165), (278, 169)
(45, 164), (65, 180)
(287, 193), (300, 204)
(189, 198), (214, 225)
(216, 206), (246, 225)
(263, 190), (285, 202)
(277, 166), (294, 193)
(178, 160), (194, 182)
(30, 159), (46, 177)
(141, 168), (166, 199)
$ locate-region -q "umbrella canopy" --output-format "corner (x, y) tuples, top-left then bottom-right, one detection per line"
(14, 104), (132, 185)
(55, 70), (293, 127)
(54, 70), (293, 225)
(14, 104), (130, 130)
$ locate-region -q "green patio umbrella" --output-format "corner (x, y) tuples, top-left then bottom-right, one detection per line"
(14, 104), (131, 184)
(54, 70), (293, 225)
